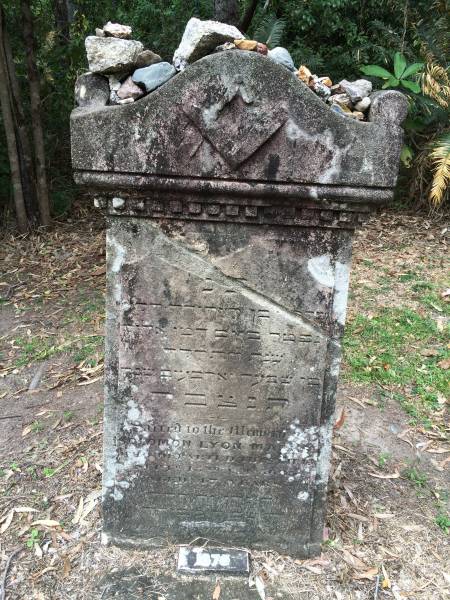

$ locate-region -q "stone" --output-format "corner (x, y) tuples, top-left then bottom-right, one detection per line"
(132, 62), (176, 93)
(369, 90), (408, 125)
(95, 28), (105, 37)
(348, 110), (365, 120)
(72, 52), (408, 187)
(214, 41), (237, 53)
(339, 78), (372, 103)
(108, 74), (122, 91)
(103, 21), (132, 39)
(319, 76), (332, 87)
(173, 17), (244, 71)
(117, 76), (144, 100)
(85, 36), (144, 74)
(71, 51), (407, 558)
(298, 65), (312, 85)
(177, 547), (249, 574)
(117, 97), (135, 105)
(327, 93), (352, 108)
(310, 77), (331, 99)
(135, 49), (162, 68)
(354, 97), (371, 112)
(267, 47), (295, 71)
(234, 39), (257, 51)
(256, 42), (268, 55)
(109, 90), (120, 105)
(74, 73), (109, 107)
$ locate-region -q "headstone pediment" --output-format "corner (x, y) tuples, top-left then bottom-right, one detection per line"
(71, 51), (407, 189)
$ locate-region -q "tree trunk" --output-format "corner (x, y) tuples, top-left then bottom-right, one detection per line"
(214, 0), (240, 26)
(3, 22), (39, 224)
(21, 0), (51, 227)
(0, 9), (28, 233)
(240, 0), (259, 33)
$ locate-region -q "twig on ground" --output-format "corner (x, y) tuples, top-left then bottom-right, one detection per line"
(0, 547), (22, 600)
(373, 574), (380, 600)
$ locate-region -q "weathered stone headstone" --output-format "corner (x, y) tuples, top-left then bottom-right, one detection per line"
(71, 51), (406, 558)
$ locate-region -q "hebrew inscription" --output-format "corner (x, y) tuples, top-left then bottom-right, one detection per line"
(104, 221), (331, 551)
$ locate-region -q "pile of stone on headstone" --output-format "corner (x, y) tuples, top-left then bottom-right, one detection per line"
(75, 17), (373, 121)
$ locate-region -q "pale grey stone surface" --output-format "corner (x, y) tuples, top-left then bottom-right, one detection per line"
(132, 62), (176, 93)
(173, 17), (243, 71)
(339, 78), (372, 103)
(85, 36), (143, 74)
(354, 96), (371, 112)
(267, 46), (295, 71)
(103, 21), (132, 39)
(74, 73), (109, 107)
(72, 51), (407, 187)
(135, 49), (162, 68)
(117, 76), (144, 100)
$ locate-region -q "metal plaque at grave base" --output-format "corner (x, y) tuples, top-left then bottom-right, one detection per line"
(71, 51), (406, 557)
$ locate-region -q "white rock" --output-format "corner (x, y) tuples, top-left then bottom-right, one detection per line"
(267, 47), (295, 71)
(354, 97), (371, 112)
(95, 28), (105, 37)
(85, 37), (144, 74)
(103, 22), (132, 39)
(173, 17), (243, 71)
(117, 97), (134, 104)
(108, 75), (122, 91)
(339, 79), (372, 103)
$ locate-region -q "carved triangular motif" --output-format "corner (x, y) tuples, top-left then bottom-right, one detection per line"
(183, 85), (288, 169)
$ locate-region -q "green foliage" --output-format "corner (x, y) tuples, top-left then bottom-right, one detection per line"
(344, 306), (450, 414)
(361, 53), (424, 92)
(253, 14), (286, 48)
(436, 512), (450, 534)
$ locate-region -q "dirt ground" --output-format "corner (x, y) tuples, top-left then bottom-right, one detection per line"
(0, 208), (448, 599)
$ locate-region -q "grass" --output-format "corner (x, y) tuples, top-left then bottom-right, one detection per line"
(343, 305), (449, 422)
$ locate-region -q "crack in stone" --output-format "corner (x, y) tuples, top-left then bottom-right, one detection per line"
(145, 222), (325, 338)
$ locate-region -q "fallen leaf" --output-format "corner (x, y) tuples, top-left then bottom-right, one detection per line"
(72, 497), (84, 525)
(0, 509), (14, 533)
(212, 581), (221, 600)
(334, 408), (346, 430)
(31, 519), (60, 528)
(437, 358), (450, 370)
(255, 575), (266, 600)
(369, 472), (400, 479)
(341, 549), (368, 571)
(420, 348), (439, 357)
(353, 567), (378, 580)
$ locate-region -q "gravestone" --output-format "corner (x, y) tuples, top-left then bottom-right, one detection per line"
(71, 51), (406, 558)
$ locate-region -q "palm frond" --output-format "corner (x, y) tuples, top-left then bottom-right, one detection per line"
(254, 13), (285, 49)
(421, 63), (450, 108)
(429, 131), (450, 205)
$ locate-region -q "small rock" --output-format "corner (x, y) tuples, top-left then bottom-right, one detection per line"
(95, 28), (105, 37)
(109, 90), (120, 105)
(173, 17), (244, 71)
(354, 97), (371, 112)
(267, 47), (295, 71)
(327, 93), (352, 108)
(339, 79), (372, 103)
(330, 104), (350, 117)
(108, 75), (122, 92)
(298, 65), (312, 85)
(319, 76), (332, 87)
(117, 76), (144, 100)
(112, 197), (125, 209)
(348, 111), (365, 120)
(132, 62), (176, 93)
(234, 39), (258, 51)
(310, 77), (331, 99)
(214, 41), (236, 53)
(135, 50), (162, 68)
(103, 22), (132, 39)
(85, 37), (144, 74)
(256, 43), (268, 55)
(117, 97), (135, 105)
(330, 84), (342, 95)
(74, 73), (109, 107)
